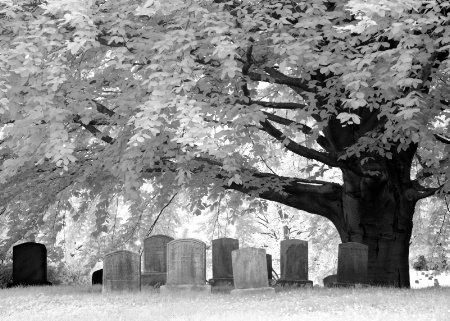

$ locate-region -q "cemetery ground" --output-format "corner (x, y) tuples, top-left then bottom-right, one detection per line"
(1, 285), (449, 321)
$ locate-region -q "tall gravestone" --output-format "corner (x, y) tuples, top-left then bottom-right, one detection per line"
(277, 239), (313, 287)
(8, 242), (52, 287)
(160, 238), (211, 294)
(209, 238), (239, 293)
(266, 254), (273, 280)
(103, 250), (140, 292)
(336, 242), (368, 285)
(141, 235), (174, 286)
(231, 248), (275, 296)
(92, 269), (103, 285)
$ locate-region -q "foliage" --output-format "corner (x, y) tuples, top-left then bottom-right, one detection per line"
(0, 262), (12, 288)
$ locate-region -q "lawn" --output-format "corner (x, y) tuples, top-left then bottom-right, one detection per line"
(0, 285), (449, 321)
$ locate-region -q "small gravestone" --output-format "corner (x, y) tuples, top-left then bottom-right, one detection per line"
(8, 242), (52, 287)
(208, 238), (239, 293)
(141, 235), (174, 287)
(230, 248), (275, 296)
(277, 239), (313, 288)
(92, 269), (103, 285)
(434, 279), (440, 287)
(103, 250), (140, 293)
(336, 242), (368, 286)
(266, 254), (273, 280)
(323, 274), (337, 287)
(160, 238), (211, 294)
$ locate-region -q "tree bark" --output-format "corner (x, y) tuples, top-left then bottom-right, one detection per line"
(337, 160), (417, 287)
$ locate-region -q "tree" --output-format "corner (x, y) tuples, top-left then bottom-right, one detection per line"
(1, 0), (450, 287)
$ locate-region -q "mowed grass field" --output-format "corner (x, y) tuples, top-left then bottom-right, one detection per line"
(0, 285), (449, 321)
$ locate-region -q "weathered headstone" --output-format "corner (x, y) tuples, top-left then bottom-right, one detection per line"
(8, 242), (52, 287)
(92, 269), (103, 285)
(336, 242), (368, 285)
(141, 235), (174, 287)
(323, 274), (337, 287)
(277, 239), (313, 287)
(160, 238), (211, 294)
(103, 250), (140, 293)
(230, 248), (275, 296)
(208, 238), (239, 293)
(266, 254), (273, 280)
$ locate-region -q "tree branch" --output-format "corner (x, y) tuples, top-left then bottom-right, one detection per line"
(73, 115), (115, 144)
(248, 67), (315, 95)
(259, 119), (348, 169)
(251, 100), (308, 110)
(262, 112), (333, 151)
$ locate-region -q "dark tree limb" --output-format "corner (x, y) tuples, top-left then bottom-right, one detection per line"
(262, 112), (333, 151)
(73, 115), (115, 144)
(251, 100), (308, 110)
(248, 67), (315, 95)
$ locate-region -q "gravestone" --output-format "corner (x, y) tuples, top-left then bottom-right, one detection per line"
(103, 250), (140, 292)
(277, 239), (313, 288)
(323, 274), (337, 287)
(92, 269), (103, 285)
(141, 235), (174, 287)
(160, 238), (211, 294)
(208, 238), (239, 293)
(8, 242), (52, 287)
(230, 248), (275, 296)
(336, 242), (368, 286)
(266, 254), (273, 280)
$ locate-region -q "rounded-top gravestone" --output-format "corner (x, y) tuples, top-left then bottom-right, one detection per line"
(277, 239), (313, 288)
(231, 247), (275, 296)
(160, 238), (211, 294)
(92, 269), (103, 285)
(337, 242), (368, 285)
(143, 235), (174, 273)
(209, 238), (239, 293)
(212, 238), (239, 279)
(103, 250), (140, 292)
(9, 242), (52, 287)
(141, 234), (174, 287)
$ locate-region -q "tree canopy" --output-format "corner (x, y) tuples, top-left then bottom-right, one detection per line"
(1, 0), (450, 287)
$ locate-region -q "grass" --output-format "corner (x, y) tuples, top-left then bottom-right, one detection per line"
(0, 285), (449, 321)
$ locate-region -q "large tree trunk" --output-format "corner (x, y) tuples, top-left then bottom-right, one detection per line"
(340, 166), (417, 287)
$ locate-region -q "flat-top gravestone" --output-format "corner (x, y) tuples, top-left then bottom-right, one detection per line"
(323, 274), (337, 287)
(336, 242), (368, 286)
(103, 250), (140, 293)
(277, 239), (313, 288)
(160, 238), (211, 294)
(92, 269), (103, 285)
(8, 242), (52, 287)
(209, 238), (239, 293)
(231, 248), (275, 296)
(141, 235), (173, 287)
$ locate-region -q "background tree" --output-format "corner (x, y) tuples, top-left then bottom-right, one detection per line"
(1, 0), (450, 287)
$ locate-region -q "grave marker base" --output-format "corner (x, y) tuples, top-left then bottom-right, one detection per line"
(141, 272), (167, 287)
(160, 284), (211, 294)
(230, 287), (275, 296)
(102, 280), (141, 293)
(208, 278), (234, 293)
(7, 281), (52, 288)
(276, 280), (313, 288)
(331, 282), (370, 288)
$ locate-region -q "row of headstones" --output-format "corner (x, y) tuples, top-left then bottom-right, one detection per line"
(96, 235), (369, 294)
(4, 239), (368, 289)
